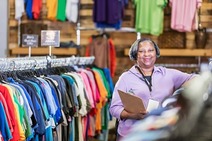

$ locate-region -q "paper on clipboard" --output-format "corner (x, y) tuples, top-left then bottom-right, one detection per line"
(146, 99), (159, 112)
(118, 90), (146, 113)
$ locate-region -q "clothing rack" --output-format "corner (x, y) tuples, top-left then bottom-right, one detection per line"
(0, 56), (95, 71)
(0, 55), (113, 141)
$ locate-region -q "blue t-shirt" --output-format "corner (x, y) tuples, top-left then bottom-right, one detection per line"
(0, 102), (12, 141)
(25, 0), (33, 19)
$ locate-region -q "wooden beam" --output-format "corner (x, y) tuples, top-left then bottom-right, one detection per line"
(10, 47), (77, 56)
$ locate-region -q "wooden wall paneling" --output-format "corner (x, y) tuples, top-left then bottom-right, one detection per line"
(122, 9), (135, 27)
(186, 32), (195, 49)
(158, 31), (186, 48)
(9, 26), (18, 48)
(205, 32), (212, 49)
(163, 5), (171, 31)
(110, 32), (137, 47)
(80, 30), (99, 45)
(79, 0), (94, 28)
(201, 3), (212, 28)
(114, 57), (133, 82)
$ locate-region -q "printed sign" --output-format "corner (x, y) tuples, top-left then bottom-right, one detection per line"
(22, 34), (38, 47)
(41, 30), (60, 47)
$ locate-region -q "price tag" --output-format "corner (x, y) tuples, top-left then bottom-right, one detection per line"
(41, 30), (60, 47)
(22, 34), (38, 47)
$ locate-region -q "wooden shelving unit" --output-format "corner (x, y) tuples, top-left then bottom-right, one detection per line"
(124, 48), (212, 57)
(10, 47), (78, 56)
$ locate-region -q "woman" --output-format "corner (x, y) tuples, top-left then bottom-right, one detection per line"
(109, 38), (196, 140)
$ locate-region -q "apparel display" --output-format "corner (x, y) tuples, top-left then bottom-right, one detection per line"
(6, 1), (212, 141)
(0, 57), (114, 141)
(15, 0), (79, 22)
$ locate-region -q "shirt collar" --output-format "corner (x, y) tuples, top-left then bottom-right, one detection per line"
(129, 65), (163, 74)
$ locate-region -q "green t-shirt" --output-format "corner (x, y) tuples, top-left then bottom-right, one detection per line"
(56, 0), (67, 21)
(134, 0), (167, 36)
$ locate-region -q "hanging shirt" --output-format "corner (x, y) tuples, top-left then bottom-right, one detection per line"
(0, 92), (13, 133)
(66, 0), (79, 23)
(25, 0), (33, 19)
(103, 68), (114, 97)
(47, 75), (68, 126)
(91, 68), (108, 132)
(169, 0), (202, 32)
(3, 84), (26, 141)
(32, 0), (42, 19)
(85, 68), (101, 105)
(43, 77), (63, 125)
(18, 83), (38, 129)
(37, 77), (58, 116)
(108, 39), (116, 78)
(7, 79), (34, 125)
(15, 0), (25, 20)
(0, 102), (12, 141)
(20, 82), (46, 135)
(0, 84), (21, 141)
(85, 36), (110, 69)
(46, 0), (58, 20)
(26, 80), (50, 121)
(56, 0), (67, 21)
(93, 0), (128, 29)
(63, 73), (87, 116)
(8, 83), (33, 139)
(134, 0), (167, 36)
(79, 71), (94, 108)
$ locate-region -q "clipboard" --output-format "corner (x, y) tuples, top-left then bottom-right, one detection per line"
(118, 90), (146, 113)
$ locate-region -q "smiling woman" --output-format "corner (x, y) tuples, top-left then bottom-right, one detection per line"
(135, 39), (158, 75)
(109, 37), (197, 140)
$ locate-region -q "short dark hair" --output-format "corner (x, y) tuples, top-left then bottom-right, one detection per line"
(129, 38), (160, 61)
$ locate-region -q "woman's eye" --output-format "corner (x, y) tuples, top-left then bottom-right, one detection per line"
(138, 50), (144, 53)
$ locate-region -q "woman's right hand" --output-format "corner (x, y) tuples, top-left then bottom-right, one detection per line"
(120, 109), (147, 120)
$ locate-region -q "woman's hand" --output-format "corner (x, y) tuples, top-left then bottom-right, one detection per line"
(120, 109), (147, 120)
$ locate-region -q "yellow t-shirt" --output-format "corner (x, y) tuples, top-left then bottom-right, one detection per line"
(46, 0), (58, 20)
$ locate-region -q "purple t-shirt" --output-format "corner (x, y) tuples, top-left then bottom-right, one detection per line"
(109, 65), (195, 136)
(93, 0), (127, 24)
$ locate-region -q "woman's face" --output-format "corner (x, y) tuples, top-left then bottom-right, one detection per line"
(136, 41), (157, 68)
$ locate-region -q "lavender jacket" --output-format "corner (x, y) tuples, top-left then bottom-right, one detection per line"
(109, 65), (195, 136)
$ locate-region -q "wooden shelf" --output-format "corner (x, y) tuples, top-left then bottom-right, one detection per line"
(124, 48), (212, 57)
(10, 47), (78, 56)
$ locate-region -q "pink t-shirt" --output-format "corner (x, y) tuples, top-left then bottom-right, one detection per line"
(170, 0), (202, 32)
